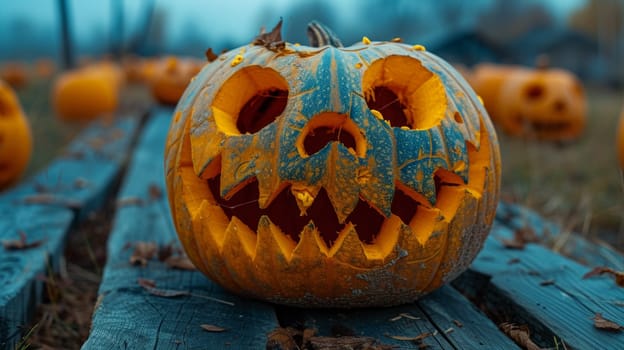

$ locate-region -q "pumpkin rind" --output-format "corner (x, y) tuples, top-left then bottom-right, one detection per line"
(164, 40), (501, 307)
(0, 79), (33, 188)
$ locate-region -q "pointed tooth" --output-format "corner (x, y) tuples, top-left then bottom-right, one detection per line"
(218, 216), (262, 292)
(292, 222), (329, 261)
(190, 108), (225, 178)
(187, 199), (241, 290)
(221, 216), (257, 258)
(363, 216), (402, 261)
(290, 184), (322, 215)
(329, 223), (368, 266)
(254, 216), (297, 297)
(255, 216), (296, 264)
(323, 144), (361, 222)
(219, 135), (257, 197)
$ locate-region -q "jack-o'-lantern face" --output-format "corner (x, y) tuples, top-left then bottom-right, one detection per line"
(479, 66), (586, 141)
(500, 69), (587, 141)
(164, 37), (501, 307)
(0, 80), (32, 189)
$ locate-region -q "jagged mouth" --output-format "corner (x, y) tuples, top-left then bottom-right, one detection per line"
(514, 115), (573, 134)
(207, 171), (461, 247)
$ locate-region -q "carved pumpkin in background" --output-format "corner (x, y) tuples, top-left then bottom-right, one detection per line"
(164, 23), (501, 307)
(0, 80), (32, 189)
(150, 56), (204, 106)
(52, 61), (124, 122)
(469, 63), (586, 141)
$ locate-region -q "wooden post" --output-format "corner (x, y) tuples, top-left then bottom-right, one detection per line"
(58, 0), (74, 69)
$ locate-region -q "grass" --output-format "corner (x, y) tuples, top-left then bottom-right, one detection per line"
(499, 86), (624, 250)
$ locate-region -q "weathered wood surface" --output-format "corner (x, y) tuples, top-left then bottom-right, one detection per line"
(454, 214), (624, 349)
(496, 202), (624, 270)
(82, 109), (279, 349)
(0, 115), (140, 349)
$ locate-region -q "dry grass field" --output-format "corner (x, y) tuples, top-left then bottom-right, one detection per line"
(498, 86), (624, 250)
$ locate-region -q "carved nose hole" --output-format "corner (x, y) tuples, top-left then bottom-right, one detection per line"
(304, 126), (356, 156)
(296, 112), (366, 158)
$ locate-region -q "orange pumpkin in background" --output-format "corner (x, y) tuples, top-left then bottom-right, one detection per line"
(469, 63), (586, 141)
(52, 61), (124, 122)
(164, 23), (501, 307)
(0, 80), (32, 189)
(150, 56), (204, 106)
(0, 62), (28, 89)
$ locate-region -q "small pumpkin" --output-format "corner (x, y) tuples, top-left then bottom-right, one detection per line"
(52, 61), (123, 122)
(164, 23), (501, 307)
(150, 56), (204, 106)
(0, 62), (28, 89)
(0, 79), (32, 189)
(469, 63), (586, 141)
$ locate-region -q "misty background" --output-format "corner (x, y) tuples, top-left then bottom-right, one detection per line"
(1, 0), (623, 85)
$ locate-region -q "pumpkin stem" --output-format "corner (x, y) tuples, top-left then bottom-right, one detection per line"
(307, 20), (343, 48)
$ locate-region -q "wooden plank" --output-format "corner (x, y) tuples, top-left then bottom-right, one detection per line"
(82, 108), (279, 349)
(287, 285), (520, 349)
(454, 218), (624, 349)
(0, 115), (141, 349)
(497, 202), (624, 269)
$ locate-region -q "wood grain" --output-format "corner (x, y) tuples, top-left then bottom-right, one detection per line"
(0, 115), (140, 349)
(82, 108), (279, 349)
(455, 217), (624, 349)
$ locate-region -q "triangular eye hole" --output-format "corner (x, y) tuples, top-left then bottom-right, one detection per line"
(362, 56), (447, 130)
(212, 66), (289, 135)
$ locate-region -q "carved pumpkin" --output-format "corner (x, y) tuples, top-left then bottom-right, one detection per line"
(164, 25), (501, 307)
(150, 56), (204, 106)
(469, 64), (586, 141)
(52, 62), (123, 122)
(0, 80), (32, 189)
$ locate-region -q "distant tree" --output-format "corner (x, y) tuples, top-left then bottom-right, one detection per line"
(110, 0), (124, 59)
(141, 5), (167, 56)
(569, 0), (624, 82)
(58, 0), (75, 68)
(476, 0), (556, 42)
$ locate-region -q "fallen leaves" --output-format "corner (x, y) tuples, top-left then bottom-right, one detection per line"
(501, 227), (539, 250)
(200, 324), (227, 333)
(2, 231), (45, 250)
(266, 327), (393, 350)
(592, 313), (623, 332)
(130, 241), (157, 266)
(499, 323), (543, 350)
(136, 278), (235, 306)
(582, 266), (624, 287)
(126, 241), (196, 270)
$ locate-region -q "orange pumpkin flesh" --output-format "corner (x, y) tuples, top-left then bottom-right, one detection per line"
(165, 40), (501, 307)
(0, 80), (32, 189)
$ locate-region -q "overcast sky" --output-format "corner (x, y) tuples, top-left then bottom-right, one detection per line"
(1, 0), (588, 60)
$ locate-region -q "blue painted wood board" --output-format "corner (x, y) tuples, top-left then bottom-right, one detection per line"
(496, 202), (624, 270)
(295, 285), (520, 349)
(0, 115), (140, 349)
(82, 109), (279, 349)
(456, 217), (624, 349)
